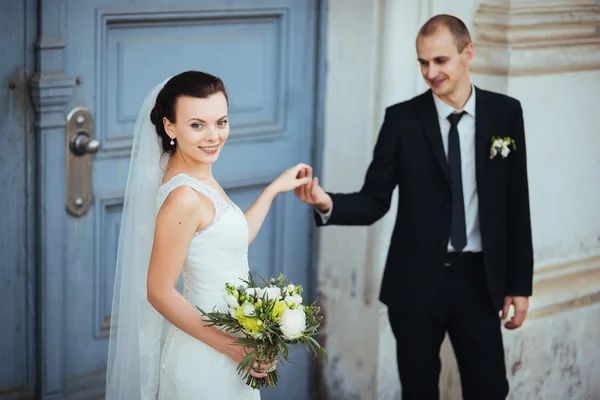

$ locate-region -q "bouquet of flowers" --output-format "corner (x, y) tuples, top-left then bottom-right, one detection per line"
(197, 273), (327, 389)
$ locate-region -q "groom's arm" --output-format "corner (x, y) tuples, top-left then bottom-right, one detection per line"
(315, 108), (399, 227)
(506, 100), (534, 296)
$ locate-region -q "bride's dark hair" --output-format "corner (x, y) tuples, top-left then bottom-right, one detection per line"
(150, 70), (228, 156)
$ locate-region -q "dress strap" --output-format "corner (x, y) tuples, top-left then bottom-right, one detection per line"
(156, 174), (229, 224)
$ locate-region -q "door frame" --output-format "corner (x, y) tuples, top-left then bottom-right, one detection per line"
(4, 0), (39, 398)
(308, 2), (328, 398)
(29, 0), (78, 397)
(28, 0), (329, 398)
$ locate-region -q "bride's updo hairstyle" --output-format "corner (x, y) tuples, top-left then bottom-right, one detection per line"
(150, 70), (228, 156)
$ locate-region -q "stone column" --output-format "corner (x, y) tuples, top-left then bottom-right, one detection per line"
(471, 0), (600, 76)
(317, 1), (385, 398)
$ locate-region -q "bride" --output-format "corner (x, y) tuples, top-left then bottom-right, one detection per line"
(105, 71), (313, 399)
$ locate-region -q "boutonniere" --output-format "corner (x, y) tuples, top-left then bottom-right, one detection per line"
(489, 136), (516, 159)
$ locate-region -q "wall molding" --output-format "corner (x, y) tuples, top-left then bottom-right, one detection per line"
(529, 290), (600, 320)
(534, 254), (600, 280)
(471, 0), (600, 75)
(529, 255), (600, 320)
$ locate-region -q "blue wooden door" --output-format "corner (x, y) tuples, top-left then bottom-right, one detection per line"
(38, 0), (320, 398)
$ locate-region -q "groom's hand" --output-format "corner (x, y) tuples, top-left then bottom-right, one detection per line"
(294, 169), (332, 213)
(502, 296), (529, 330)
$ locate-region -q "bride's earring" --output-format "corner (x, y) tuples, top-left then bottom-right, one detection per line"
(170, 138), (175, 146)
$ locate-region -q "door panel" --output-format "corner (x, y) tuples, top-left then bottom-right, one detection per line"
(53, 1), (318, 399)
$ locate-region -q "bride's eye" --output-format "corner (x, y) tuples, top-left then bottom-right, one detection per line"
(217, 120), (228, 127)
(191, 123), (203, 129)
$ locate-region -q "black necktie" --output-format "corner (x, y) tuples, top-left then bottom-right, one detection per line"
(447, 111), (467, 253)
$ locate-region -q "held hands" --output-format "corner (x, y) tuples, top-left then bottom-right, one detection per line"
(502, 296), (529, 330)
(268, 163), (313, 195)
(293, 168), (332, 213)
(269, 162), (332, 212)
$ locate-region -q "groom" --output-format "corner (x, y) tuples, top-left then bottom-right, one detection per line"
(296, 14), (533, 400)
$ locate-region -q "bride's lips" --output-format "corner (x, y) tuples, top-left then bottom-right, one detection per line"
(198, 143), (220, 155)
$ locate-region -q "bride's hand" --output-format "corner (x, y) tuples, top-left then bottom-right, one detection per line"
(231, 346), (277, 378)
(268, 163), (313, 195)
(250, 359), (277, 379)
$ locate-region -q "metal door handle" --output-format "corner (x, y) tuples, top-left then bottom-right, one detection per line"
(65, 106), (100, 217)
(70, 131), (101, 156)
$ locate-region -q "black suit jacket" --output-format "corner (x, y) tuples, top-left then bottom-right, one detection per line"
(315, 87), (534, 312)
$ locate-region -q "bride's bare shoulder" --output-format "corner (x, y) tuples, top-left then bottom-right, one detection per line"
(158, 185), (215, 229)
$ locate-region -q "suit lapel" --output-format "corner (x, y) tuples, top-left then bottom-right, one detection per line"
(474, 86), (491, 191)
(414, 90), (450, 184)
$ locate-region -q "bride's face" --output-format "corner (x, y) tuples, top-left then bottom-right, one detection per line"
(165, 93), (229, 164)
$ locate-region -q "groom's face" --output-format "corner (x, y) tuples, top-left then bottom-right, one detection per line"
(416, 27), (473, 97)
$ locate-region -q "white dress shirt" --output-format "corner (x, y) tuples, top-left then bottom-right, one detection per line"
(433, 86), (481, 252)
(317, 85), (482, 252)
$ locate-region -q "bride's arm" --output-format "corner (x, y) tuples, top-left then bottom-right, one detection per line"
(243, 185), (278, 244)
(146, 186), (245, 364)
(244, 164), (312, 244)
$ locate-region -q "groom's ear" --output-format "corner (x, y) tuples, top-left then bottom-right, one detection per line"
(462, 42), (475, 65)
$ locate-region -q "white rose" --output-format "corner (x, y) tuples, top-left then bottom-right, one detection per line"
(245, 288), (257, 297)
(224, 293), (239, 308)
(284, 294), (303, 306)
(279, 308), (306, 340)
(500, 145), (510, 158)
(264, 287), (282, 301)
(229, 307), (237, 318)
(243, 303), (256, 317)
(493, 139), (503, 148)
(286, 284), (295, 293)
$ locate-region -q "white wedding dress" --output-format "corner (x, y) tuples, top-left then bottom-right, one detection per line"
(155, 173), (261, 400)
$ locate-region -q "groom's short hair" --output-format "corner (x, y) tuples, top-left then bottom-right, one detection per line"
(418, 14), (472, 53)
